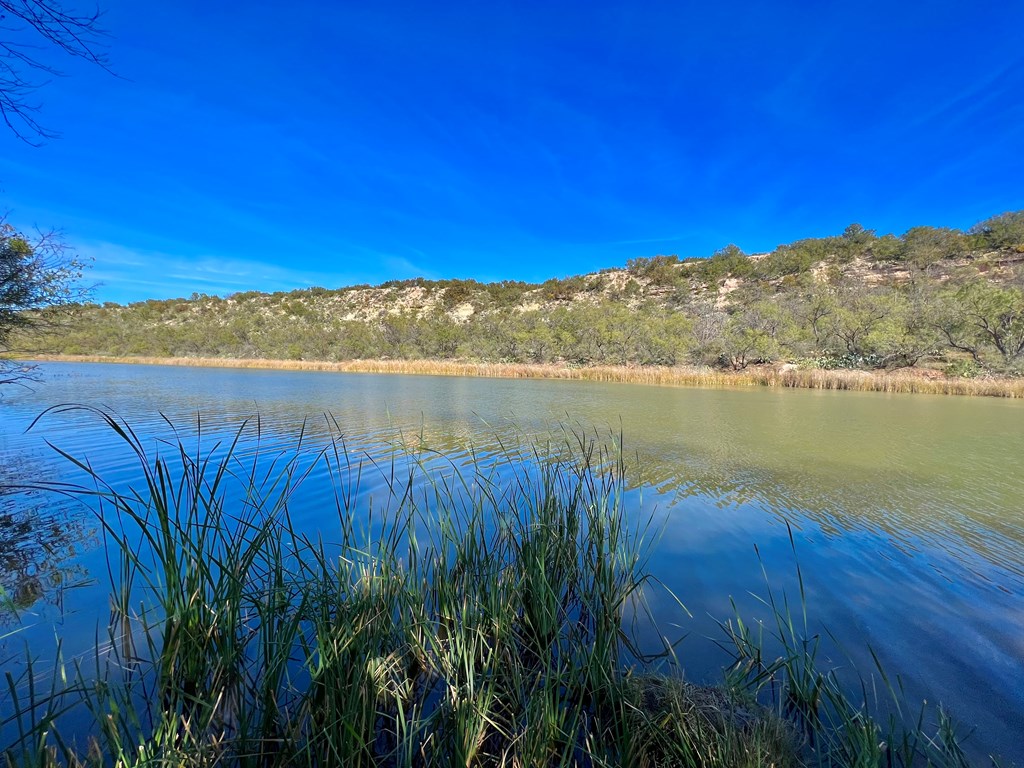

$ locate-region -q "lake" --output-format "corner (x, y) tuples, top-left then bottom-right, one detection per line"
(1, 361), (1023, 762)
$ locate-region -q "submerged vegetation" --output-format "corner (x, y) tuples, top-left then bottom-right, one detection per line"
(0, 410), (986, 766)
(8, 211), (1024, 386)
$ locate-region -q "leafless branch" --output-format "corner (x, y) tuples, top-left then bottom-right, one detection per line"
(0, 0), (109, 142)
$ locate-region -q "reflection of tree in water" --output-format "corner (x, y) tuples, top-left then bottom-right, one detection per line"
(0, 455), (96, 623)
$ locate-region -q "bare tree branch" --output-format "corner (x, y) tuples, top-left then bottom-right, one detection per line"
(0, 0), (109, 142)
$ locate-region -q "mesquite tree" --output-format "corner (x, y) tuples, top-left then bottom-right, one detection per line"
(1, 218), (90, 383)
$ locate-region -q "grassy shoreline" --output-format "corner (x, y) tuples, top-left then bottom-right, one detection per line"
(3, 411), (979, 766)
(23, 353), (1024, 397)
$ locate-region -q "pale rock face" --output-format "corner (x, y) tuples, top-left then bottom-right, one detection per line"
(715, 278), (741, 309)
(450, 302), (476, 322)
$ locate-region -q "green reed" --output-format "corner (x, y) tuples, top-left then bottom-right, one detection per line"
(0, 407), (987, 767)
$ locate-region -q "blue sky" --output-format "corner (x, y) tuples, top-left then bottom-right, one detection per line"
(1, 0), (1023, 304)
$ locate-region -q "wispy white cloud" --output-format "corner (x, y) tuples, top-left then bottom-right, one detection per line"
(382, 254), (436, 280)
(77, 241), (366, 304)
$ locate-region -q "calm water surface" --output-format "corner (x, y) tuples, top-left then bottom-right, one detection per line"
(1, 362), (1022, 761)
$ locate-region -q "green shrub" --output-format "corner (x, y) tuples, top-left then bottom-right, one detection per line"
(944, 359), (982, 378)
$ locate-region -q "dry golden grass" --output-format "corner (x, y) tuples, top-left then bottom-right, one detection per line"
(25, 354), (1024, 398)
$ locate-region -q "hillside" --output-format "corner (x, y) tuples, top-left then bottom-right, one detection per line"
(15, 211), (1024, 376)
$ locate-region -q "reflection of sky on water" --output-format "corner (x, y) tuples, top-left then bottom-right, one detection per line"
(1, 361), (1023, 761)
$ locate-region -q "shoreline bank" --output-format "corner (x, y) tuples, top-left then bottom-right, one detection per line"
(22, 354), (1024, 397)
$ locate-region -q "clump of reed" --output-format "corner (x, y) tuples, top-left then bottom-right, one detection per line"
(719, 533), (981, 768)
(773, 367), (1024, 397)
(1, 408), (986, 766)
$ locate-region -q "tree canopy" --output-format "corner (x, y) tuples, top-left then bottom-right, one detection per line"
(1, 218), (90, 382)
